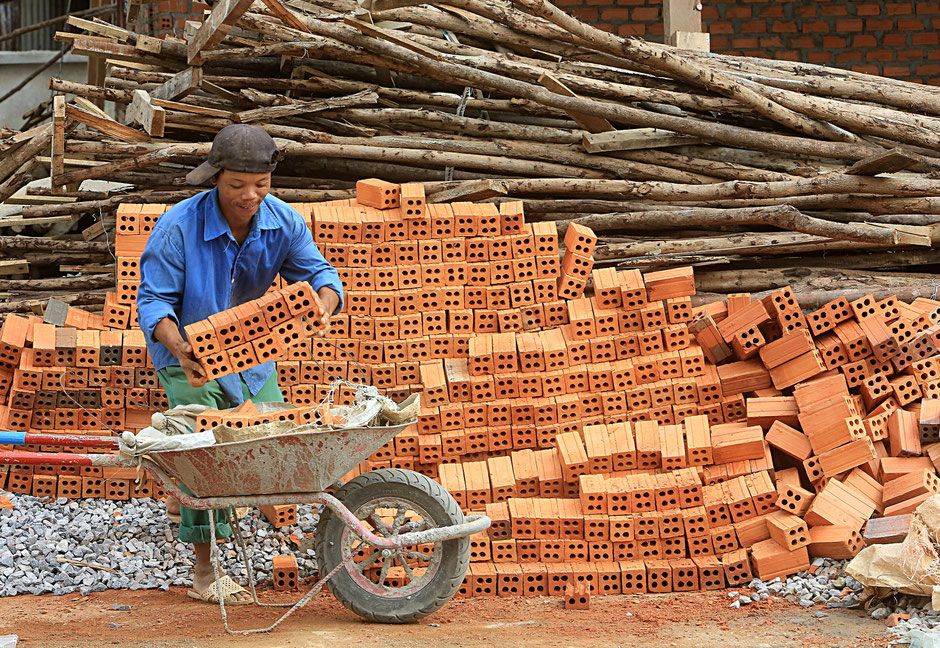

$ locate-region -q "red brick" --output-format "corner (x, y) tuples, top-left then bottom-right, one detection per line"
(808, 51), (832, 63)
(632, 6), (659, 20)
(884, 32), (911, 45)
(616, 23), (644, 35)
(865, 18), (895, 30)
(898, 49), (925, 60)
(917, 2), (940, 11)
(823, 36), (847, 47)
(710, 20), (734, 33)
(803, 20), (830, 31)
(759, 5), (784, 17)
(726, 6), (751, 18)
(572, 8), (598, 20)
(837, 18), (864, 30)
(884, 64), (913, 76)
(867, 49), (896, 62)
(899, 17), (928, 28)
(741, 19), (766, 32)
(914, 32), (940, 43)
(821, 5), (849, 15)
(854, 34), (878, 47)
(886, 2), (914, 14)
(772, 20), (798, 32)
(856, 4), (883, 15)
(794, 5), (816, 17)
(836, 51), (863, 63)
(732, 37), (760, 48)
(759, 35), (784, 47)
(852, 64), (881, 74)
(599, 7), (628, 19)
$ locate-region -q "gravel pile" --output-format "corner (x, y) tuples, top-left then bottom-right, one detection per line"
(0, 494), (320, 597)
(745, 557), (940, 645)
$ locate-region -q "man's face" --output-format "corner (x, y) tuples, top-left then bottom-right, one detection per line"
(213, 170), (271, 225)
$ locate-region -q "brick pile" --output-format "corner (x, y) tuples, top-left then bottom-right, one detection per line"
(1, 182), (938, 597)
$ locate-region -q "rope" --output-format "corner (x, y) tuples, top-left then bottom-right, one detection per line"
(443, 86), (473, 182)
(210, 509), (356, 635)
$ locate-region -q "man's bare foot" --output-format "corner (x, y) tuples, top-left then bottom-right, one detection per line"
(166, 496), (180, 516)
(191, 542), (252, 604)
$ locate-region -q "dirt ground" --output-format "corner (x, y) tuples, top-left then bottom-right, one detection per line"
(0, 585), (889, 648)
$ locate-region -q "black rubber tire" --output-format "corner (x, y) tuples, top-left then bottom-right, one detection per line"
(315, 468), (470, 623)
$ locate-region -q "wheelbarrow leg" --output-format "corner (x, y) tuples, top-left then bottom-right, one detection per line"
(207, 507), (357, 635)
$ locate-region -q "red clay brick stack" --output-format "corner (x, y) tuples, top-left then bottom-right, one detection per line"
(0, 181), (937, 598)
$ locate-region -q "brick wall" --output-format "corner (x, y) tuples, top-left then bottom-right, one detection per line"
(558, 0), (940, 85)
(149, 0), (210, 38)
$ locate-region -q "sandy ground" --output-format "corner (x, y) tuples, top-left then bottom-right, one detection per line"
(0, 585), (888, 648)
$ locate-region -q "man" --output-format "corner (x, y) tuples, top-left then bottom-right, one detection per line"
(137, 124), (343, 605)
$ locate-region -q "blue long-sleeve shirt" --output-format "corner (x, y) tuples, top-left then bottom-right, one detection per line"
(137, 188), (343, 404)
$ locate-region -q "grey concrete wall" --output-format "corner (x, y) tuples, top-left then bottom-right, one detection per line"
(0, 51), (87, 129)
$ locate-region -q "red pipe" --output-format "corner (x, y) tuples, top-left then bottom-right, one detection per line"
(0, 450), (94, 466)
(23, 433), (119, 449)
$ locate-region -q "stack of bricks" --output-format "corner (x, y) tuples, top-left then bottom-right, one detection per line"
(182, 281), (324, 381)
(4, 180), (940, 597)
(688, 289), (940, 579)
(0, 304), (169, 501)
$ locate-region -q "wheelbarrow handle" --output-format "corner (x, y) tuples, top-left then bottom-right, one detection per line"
(0, 450), (127, 467)
(0, 430), (120, 450)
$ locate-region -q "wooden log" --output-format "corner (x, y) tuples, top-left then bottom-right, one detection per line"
(551, 205), (929, 245)
(187, 0), (258, 65)
(582, 128), (701, 153)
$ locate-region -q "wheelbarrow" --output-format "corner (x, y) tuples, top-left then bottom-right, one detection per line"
(0, 419), (490, 634)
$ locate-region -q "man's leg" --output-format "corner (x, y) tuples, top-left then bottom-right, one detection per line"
(157, 367), (250, 602)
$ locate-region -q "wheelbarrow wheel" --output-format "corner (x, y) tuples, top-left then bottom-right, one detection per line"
(315, 468), (470, 623)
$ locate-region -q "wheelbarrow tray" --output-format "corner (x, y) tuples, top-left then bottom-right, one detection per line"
(145, 423), (408, 498)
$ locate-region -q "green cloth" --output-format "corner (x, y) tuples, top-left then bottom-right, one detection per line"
(156, 367), (284, 544)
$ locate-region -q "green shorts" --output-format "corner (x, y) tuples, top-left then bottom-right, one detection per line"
(156, 367), (284, 544)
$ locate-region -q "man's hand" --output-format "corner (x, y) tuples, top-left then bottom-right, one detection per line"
(154, 317), (208, 388)
(175, 340), (208, 388)
(314, 287), (340, 338)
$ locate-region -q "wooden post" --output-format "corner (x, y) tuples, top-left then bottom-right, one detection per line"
(86, 0), (108, 107)
(663, 0), (709, 51)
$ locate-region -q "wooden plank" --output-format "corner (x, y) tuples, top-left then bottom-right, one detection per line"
(52, 96), (66, 194)
(847, 148), (918, 176)
(201, 80), (244, 103)
(135, 34), (164, 55)
(67, 15), (131, 41)
(2, 195), (76, 206)
(582, 128), (702, 153)
(259, 0), (311, 32)
(0, 260), (29, 276)
(37, 156), (109, 168)
(664, 0), (702, 44)
(65, 103), (151, 143)
(537, 73), (613, 133)
(0, 215), (78, 228)
(73, 96), (111, 121)
(427, 179), (507, 203)
(153, 97), (232, 119)
(673, 31), (710, 51)
(125, 89), (166, 137)
(60, 263), (114, 273)
(71, 38), (180, 69)
(82, 220), (107, 241)
(151, 67), (203, 102)
(187, 0), (257, 66)
(344, 17), (445, 61)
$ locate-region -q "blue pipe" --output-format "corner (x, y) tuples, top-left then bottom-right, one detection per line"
(0, 432), (26, 446)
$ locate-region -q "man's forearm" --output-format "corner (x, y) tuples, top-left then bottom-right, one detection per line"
(318, 286), (340, 316)
(153, 317), (186, 360)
